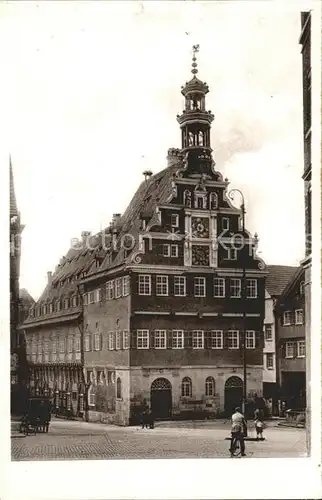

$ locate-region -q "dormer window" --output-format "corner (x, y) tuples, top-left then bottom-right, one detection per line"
(64, 298), (69, 309)
(171, 214), (179, 228)
(49, 303), (53, 314)
(42, 305), (47, 315)
(56, 300), (61, 312)
(72, 295), (79, 307)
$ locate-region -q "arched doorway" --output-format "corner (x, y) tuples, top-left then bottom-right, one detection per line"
(150, 378), (172, 420)
(224, 376), (243, 415)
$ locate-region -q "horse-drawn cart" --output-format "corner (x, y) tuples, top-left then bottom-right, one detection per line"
(19, 396), (52, 435)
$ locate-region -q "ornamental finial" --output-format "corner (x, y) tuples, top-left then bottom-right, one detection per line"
(191, 44), (200, 75)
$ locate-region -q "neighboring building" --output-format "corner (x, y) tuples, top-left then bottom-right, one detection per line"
(275, 267), (306, 410)
(19, 288), (35, 324)
(22, 262), (85, 416)
(299, 10), (312, 450)
(21, 47), (267, 425)
(263, 265), (298, 408)
(10, 159), (27, 413)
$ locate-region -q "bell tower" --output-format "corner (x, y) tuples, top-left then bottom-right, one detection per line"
(176, 45), (215, 178)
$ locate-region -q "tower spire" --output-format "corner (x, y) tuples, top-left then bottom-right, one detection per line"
(191, 44), (200, 75)
(10, 155), (18, 218)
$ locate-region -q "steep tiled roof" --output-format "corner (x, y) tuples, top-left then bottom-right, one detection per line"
(98, 163), (180, 271)
(266, 265), (299, 297)
(25, 163), (181, 319)
(10, 158), (18, 218)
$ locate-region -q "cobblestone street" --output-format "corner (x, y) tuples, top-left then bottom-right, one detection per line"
(11, 419), (306, 461)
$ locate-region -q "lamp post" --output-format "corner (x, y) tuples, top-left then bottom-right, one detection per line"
(227, 189), (247, 417)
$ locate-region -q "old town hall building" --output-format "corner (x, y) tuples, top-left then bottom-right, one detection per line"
(21, 47), (267, 425)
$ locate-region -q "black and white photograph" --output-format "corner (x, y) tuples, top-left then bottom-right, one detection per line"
(2, 1), (321, 499)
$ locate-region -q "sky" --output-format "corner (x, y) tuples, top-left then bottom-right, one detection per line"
(1, 1), (307, 300)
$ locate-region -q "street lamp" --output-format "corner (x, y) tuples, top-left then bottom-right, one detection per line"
(227, 189), (247, 418)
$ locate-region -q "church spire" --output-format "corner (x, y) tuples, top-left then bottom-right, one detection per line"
(10, 156), (18, 219)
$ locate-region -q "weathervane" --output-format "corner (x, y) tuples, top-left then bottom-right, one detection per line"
(191, 44), (200, 75)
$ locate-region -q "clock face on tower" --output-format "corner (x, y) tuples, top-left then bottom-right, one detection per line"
(191, 217), (209, 239)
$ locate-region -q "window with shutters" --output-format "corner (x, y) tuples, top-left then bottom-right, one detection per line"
(88, 292), (94, 304)
(137, 330), (149, 349)
(94, 332), (101, 351)
(172, 330), (184, 349)
(138, 275), (151, 295)
(181, 377), (192, 397)
(230, 279), (241, 298)
(192, 330), (204, 349)
(228, 330), (239, 349)
(115, 278), (122, 298)
(154, 330), (167, 349)
(123, 330), (129, 349)
(44, 340), (49, 353)
(245, 330), (255, 349)
(122, 276), (130, 296)
(108, 332), (114, 350)
(156, 275), (168, 296)
(115, 331), (121, 350)
(213, 278), (225, 298)
(51, 338), (57, 354)
(205, 376), (215, 396)
(59, 339), (65, 353)
(84, 335), (91, 352)
(174, 276), (186, 296)
(246, 279), (257, 298)
(194, 277), (206, 297)
(211, 330), (223, 349)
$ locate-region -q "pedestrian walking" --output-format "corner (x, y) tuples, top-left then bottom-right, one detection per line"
(229, 406), (247, 457)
